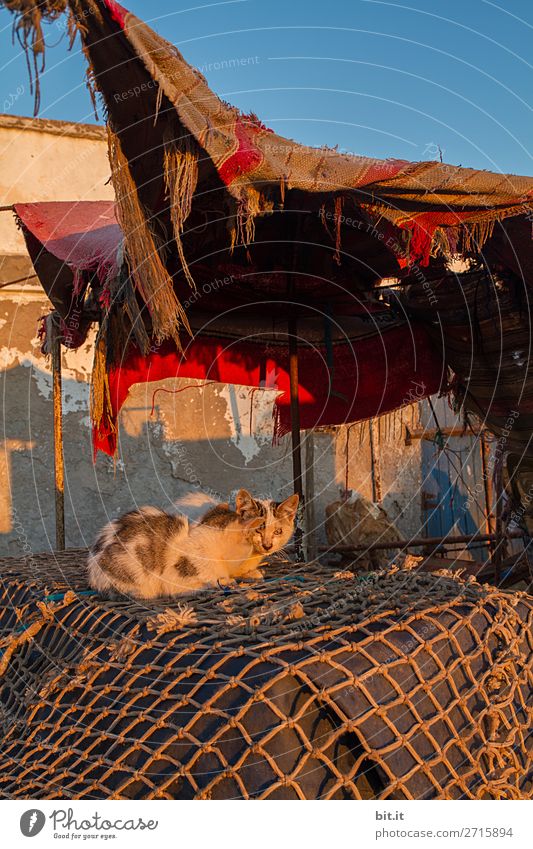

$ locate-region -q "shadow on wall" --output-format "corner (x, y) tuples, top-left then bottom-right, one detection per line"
(1, 362), (338, 556)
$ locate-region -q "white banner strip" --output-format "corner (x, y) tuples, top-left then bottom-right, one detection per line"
(3, 799), (532, 848)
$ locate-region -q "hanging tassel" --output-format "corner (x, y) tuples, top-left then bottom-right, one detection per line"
(107, 124), (189, 348)
(229, 188), (262, 252)
(2, 1), (102, 116)
(461, 218), (497, 254)
(90, 330), (116, 452)
(280, 176), (286, 206)
(163, 128), (199, 292)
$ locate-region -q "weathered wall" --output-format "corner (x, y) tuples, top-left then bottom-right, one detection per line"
(331, 405), (425, 541)
(0, 287), (340, 555)
(0, 287), (318, 548)
(0, 114), (111, 255)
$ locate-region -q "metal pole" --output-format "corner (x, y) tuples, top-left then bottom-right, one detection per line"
(493, 436), (506, 584)
(288, 294), (304, 560)
(51, 317), (65, 551)
(369, 417), (382, 502)
(318, 529), (523, 554)
(305, 429), (317, 560)
(288, 311), (303, 497)
(480, 431), (495, 555)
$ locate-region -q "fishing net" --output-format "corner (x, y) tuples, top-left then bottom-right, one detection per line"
(0, 551), (531, 799)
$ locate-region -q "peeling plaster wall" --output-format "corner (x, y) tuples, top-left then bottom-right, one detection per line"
(332, 409), (425, 541)
(1, 286), (427, 556)
(0, 290), (337, 554)
(0, 293), (307, 552)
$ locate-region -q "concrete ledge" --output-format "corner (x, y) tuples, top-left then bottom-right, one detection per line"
(0, 113), (106, 141)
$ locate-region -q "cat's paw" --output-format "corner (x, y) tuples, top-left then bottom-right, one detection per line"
(217, 577), (237, 588)
(244, 569), (264, 580)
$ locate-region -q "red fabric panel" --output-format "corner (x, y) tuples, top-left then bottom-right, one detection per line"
(14, 201), (121, 282)
(95, 325), (443, 455)
(218, 117), (266, 186)
(373, 210), (493, 268)
(102, 0), (128, 28)
(357, 159), (410, 185)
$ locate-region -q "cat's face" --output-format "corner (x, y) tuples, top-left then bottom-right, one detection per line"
(236, 489), (299, 555)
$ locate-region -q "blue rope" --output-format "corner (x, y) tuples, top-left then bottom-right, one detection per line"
(7, 591), (97, 637)
(43, 590), (97, 602)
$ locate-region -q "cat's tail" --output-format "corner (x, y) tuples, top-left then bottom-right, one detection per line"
(172, 491), (221, 525)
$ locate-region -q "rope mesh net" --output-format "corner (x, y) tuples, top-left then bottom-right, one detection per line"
(0, 552), (531, 800)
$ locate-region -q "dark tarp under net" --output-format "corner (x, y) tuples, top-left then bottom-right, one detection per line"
(0, 552), (531, 800)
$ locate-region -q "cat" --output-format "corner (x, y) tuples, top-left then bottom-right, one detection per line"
(87, 489), (299, 599)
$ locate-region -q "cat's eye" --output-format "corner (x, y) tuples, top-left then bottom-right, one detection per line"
(275, 528), (282, 535)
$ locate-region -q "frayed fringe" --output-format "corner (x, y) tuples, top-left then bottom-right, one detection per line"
(4, 0), (67, 114)
(432, 219), (498, 260)
(90, 330), (115, 453)
(460, 218), (497, 254)
(107, 124), (189, 348)
(367, 207), (506, 265)
(102, 263), (151, 364)
(431, 216), (500, 259)
(163, 128), (198, 292)
(229, 188), (263, 252)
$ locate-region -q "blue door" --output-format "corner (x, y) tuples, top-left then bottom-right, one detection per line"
(419, 400), (489, 562)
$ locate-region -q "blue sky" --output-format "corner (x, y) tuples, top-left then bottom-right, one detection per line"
(1, 0), (532, 175)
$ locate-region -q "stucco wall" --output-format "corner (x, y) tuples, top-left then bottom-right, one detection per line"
(0, 289), (321, 553)
(0, 114), (111, 255)
(0, 285), (343, 556)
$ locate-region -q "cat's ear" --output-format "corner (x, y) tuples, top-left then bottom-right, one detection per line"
(236, 489), (256, 516)
(276, 493), (299, 520)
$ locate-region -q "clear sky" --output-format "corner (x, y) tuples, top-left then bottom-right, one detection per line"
(1, 0), (532, 175)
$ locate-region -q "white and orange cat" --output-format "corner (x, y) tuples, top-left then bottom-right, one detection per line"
(87, 489), (299, 598)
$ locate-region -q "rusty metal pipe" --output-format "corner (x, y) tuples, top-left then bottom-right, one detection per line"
(318, 529), (523, 554)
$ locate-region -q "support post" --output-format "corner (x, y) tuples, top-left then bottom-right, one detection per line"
(369, 417), (382, 503)
(493, 436), (506, 585)
(480, 431), (495, 556)
(288, 313), (303, 497)
(51, 318), (65, 551)
(305, 430), (317, 560)
(288, 300), (304, 560)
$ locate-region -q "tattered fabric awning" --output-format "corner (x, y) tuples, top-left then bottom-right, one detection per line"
(4, 0), (533, 458)
(15, 200), (442, 455)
